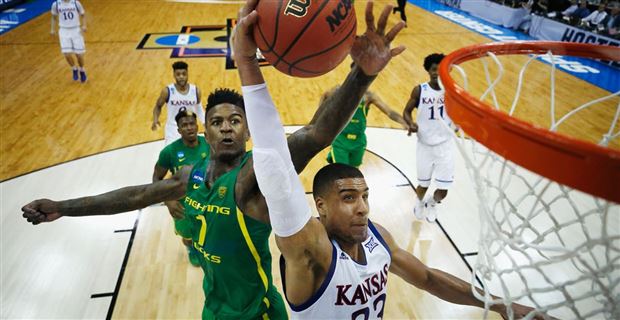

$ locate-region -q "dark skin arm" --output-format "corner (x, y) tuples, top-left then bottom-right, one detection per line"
(403, 84), (421, 135)
(232, 0), (406, 223)
(374, 223), (549, 320)
(22, 166), (191, 225)
(152, 164), (185, 220)
(151, 87), (169, 131)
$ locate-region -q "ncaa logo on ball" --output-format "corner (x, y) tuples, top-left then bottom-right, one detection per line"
(326, 0), (353, 33)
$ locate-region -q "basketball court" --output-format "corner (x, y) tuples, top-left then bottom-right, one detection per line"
(1, 0), (618, 319)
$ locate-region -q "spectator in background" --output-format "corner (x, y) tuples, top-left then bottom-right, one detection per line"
(532, 0), (550, 14)
(601, 2), (620, 36)
(547, 0), (573, 18)
(569, 0), (591, 24)
(581, 2), (609, 27)
(559, 0), (579, 18)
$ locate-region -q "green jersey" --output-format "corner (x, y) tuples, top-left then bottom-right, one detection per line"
(156, 136), (210, 174)
(333, 97), (369, 148)
(183, 152), (286, 319)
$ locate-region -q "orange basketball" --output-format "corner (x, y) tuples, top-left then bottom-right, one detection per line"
(253, 0), (357, 78)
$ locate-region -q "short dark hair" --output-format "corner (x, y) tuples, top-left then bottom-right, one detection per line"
(175, 107), (197, 124)
(206, 88), (245, 116)
(313, 164), (365, 199)
(423, 53), (445, 71)
(172, 61), (188, 71)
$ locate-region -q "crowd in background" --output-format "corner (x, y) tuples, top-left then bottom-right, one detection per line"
(498, 0), (620, 38)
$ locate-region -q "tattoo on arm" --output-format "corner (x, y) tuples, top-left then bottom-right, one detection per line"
(288, 67), (376, 172)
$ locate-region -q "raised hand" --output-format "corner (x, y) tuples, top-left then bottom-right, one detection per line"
(351, 1), (406, 76)
(22, 199), (62, 225)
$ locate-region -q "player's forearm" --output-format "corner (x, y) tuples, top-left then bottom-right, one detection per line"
(309, 66), (376, 146)
(243, 83), (311, 237)
(237, 56), (265, 87)
(58, 182), (182, 217)
(50, 16), (55, 33)
(402, 104), (415, 125)
(57, 185), (152, 216)
(425, 268), (505, 313)
(152, 104), (162, 122)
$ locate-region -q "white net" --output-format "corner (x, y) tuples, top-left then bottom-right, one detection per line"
(444, 49), (620, 320)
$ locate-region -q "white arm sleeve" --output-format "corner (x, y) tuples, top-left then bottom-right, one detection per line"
(242, 83), (311, 237)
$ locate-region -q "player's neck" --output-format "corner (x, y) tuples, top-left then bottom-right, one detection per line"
(174, 83), (189, 92)
(206, 154), (244, 185)
(338, 240), (367, 264)
(428, 81), (440, 90)
(182, 138), (198, 148)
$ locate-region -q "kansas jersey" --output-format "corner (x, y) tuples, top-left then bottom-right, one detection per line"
(281, 220), (392, 319)
(165, 83), (204, 143)
(416, 82), (453, 146)
(51, 0), (84, 29)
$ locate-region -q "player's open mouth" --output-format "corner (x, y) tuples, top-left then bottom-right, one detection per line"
(221, 138), (234, 145)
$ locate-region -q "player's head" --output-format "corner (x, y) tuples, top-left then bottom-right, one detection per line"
(175, 107), (199, 144)
(204, 88), (248, 162)
(172, 61), (189, 87)
(313, 164), (369, 244)
(423, 53), (445, 83)
(611, 2), (620, 15)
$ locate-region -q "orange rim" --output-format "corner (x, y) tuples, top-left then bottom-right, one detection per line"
(439, 41), (620, 203)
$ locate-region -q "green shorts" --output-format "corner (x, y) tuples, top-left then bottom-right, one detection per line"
(174, 216), (193, 239)
(201, 286), (288, 320)
(326, 143), (366, 168)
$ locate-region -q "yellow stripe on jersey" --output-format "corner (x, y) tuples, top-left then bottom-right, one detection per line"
(330, 148), (337, 163)
(236, 207), (269, 291)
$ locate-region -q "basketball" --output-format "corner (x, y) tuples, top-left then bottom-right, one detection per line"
(253, 0), (357, 77)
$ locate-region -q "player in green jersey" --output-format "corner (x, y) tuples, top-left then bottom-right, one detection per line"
(322, 65), (410, 168)
(153, 107), (209, 266)
(22, 0), (406, 318)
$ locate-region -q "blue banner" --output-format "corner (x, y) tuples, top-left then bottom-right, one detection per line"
(1, 0), (55, 35)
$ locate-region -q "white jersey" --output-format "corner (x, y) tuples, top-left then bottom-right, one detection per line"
(164, 83), (204, 142)
(282, 221), (392, 320)
(51, 0), (84, 29)
(416, 82), (453, 146)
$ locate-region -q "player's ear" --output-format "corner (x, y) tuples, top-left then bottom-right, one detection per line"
(315, 197), (326, 216)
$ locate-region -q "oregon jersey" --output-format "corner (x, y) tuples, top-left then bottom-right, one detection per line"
(183, 152), (286, 319)
(156, 136), (209, 174)
(333, 97), (369, 148)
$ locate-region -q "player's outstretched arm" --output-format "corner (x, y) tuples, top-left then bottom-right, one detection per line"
(22, 166), (191, 225)
(403, 85), (420, 135)
(235, 0), (333, 297)
(151, 87), (169, 131)
(366, 91), (410, 129)
(287, 1), (406, 173)
(373, 222), (547, 320)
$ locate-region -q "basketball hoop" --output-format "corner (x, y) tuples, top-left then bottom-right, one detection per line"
(439, 41), (620, 320)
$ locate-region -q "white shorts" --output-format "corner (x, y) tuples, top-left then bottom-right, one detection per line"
(416, 139), (455, 189)
(58, 27), (85, 54)
(165, 125), (182, 146)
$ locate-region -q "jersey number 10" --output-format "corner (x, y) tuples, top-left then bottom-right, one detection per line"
(62, 12), (75, 20)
